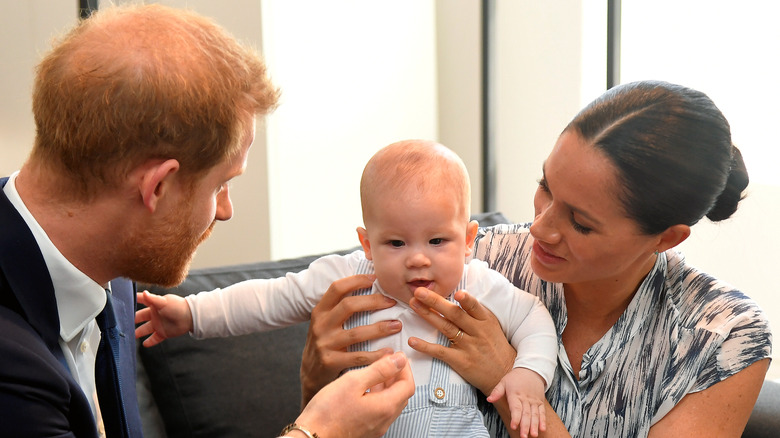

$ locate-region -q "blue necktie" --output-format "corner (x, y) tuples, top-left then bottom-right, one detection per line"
(95, 289), (128, 437)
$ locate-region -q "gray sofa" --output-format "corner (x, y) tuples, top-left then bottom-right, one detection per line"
(136, 212), (778, 437)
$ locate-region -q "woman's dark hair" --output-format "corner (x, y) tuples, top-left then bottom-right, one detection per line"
(566, 80), (749, 235)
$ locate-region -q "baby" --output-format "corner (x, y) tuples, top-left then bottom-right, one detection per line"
(136, 140), (557, 437)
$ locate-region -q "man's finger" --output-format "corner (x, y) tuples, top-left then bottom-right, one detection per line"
(356, 352), (410, 391)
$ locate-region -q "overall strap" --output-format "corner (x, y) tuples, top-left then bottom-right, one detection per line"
(344, 257), (374, 357)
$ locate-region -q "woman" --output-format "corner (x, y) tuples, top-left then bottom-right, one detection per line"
(300, 81), (772, 437)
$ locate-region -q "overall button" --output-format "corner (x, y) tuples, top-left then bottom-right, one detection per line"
(434, 387), (445, 399)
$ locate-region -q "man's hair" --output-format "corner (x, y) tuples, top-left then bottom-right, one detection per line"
(360, 140), (472, 223)
(30, 4), (279, 199)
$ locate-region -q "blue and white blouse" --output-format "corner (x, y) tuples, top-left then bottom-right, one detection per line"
(473, 223), (772, 437)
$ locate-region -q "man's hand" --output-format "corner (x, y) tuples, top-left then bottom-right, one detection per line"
(291, 352), (414, 438)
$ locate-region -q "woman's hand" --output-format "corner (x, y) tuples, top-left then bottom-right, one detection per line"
(300, 274), (402, 406)
(407, 287), (516, 395)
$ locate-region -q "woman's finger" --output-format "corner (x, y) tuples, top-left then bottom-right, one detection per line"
(409, 287), (516, 394)
(452, 289), (492, 321)
(409, 289), (465, 338)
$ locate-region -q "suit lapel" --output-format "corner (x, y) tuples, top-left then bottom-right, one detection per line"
(0, 177), (62, 359)
(1, 177), (142, 437)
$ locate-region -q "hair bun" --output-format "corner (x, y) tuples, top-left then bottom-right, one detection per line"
(706, 145), (749, 222)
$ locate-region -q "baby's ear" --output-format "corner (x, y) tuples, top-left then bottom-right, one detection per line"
(464, 220), (479, 257)
(357, 227), (373, 260)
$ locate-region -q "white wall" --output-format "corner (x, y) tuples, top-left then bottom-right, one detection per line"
(493, 1), (589, 224)
(435, 0), (483, 214)
(0, 1), (75, 177)
(260, 0), (439, 260)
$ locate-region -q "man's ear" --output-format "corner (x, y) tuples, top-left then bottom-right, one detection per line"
(655, 224), (691, 253)
(464, 220), (479, 257)
(357, 227), (373, 260)
(138, 159), (181, 213)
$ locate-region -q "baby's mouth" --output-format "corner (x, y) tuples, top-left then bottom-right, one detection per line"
(408, 279), (433, 289)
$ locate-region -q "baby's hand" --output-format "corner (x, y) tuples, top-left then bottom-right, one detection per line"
(487, 367), (546, 438)
(134, 290), (193, 347)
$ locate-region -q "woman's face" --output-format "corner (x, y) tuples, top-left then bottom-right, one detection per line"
(529, 129), (660, 291)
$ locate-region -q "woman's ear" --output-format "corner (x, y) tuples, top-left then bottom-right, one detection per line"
(464, 220), (479, 257)
(357, 227), (373, 260)
(138, 159), (180, 213)
(655, 224), (691, 253)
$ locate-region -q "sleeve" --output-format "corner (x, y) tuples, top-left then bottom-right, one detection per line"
(187, 252), (359, 338)
(466, 260), (558, 390)
(691, 293), (773, 392)
(473, 224), (535, 285)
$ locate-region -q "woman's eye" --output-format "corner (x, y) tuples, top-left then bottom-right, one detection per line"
(570, 215), (593, 234)
(429, 238), (444, 245)
(537, 178), (550, 193)
(389, 240), (405, 247)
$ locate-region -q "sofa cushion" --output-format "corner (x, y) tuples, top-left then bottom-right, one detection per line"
(742, 379), (780, 438)
(137, 212), (512, 437)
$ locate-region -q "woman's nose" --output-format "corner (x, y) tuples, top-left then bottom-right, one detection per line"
(530, 203), (561, 244)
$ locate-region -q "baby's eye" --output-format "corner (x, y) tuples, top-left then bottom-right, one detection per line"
(429, 238), (444, 245)
(389, 240), (405, 248)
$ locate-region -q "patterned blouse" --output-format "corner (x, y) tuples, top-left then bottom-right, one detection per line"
(473, 223), (772, 437)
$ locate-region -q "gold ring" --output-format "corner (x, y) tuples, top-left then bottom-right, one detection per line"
(449, 329), (464, 345)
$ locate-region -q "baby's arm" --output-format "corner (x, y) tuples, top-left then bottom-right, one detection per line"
(492, 297), (557, 437)
(487, 367), (547, 437)
(475, 265), (559, 437)
(135, 291), (194, 347)
(138, 253), (361, 343)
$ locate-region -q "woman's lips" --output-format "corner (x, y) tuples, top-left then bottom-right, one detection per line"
(532, 241), (566, 265)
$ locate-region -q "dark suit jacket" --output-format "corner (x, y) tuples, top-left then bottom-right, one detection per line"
(0, 177), (143, 437)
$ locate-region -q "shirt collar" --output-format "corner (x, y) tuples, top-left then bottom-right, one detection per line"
(3, 172), (106, 342)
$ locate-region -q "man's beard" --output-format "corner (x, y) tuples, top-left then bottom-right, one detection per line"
(119, 205), (216, 287)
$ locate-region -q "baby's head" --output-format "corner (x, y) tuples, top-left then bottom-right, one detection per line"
(357, 140), (478, 304)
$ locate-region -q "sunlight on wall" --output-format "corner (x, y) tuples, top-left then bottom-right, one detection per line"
(260, 1), (439, 260)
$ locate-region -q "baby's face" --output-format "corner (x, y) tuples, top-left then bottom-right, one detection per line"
(359, 188), (477, 304)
